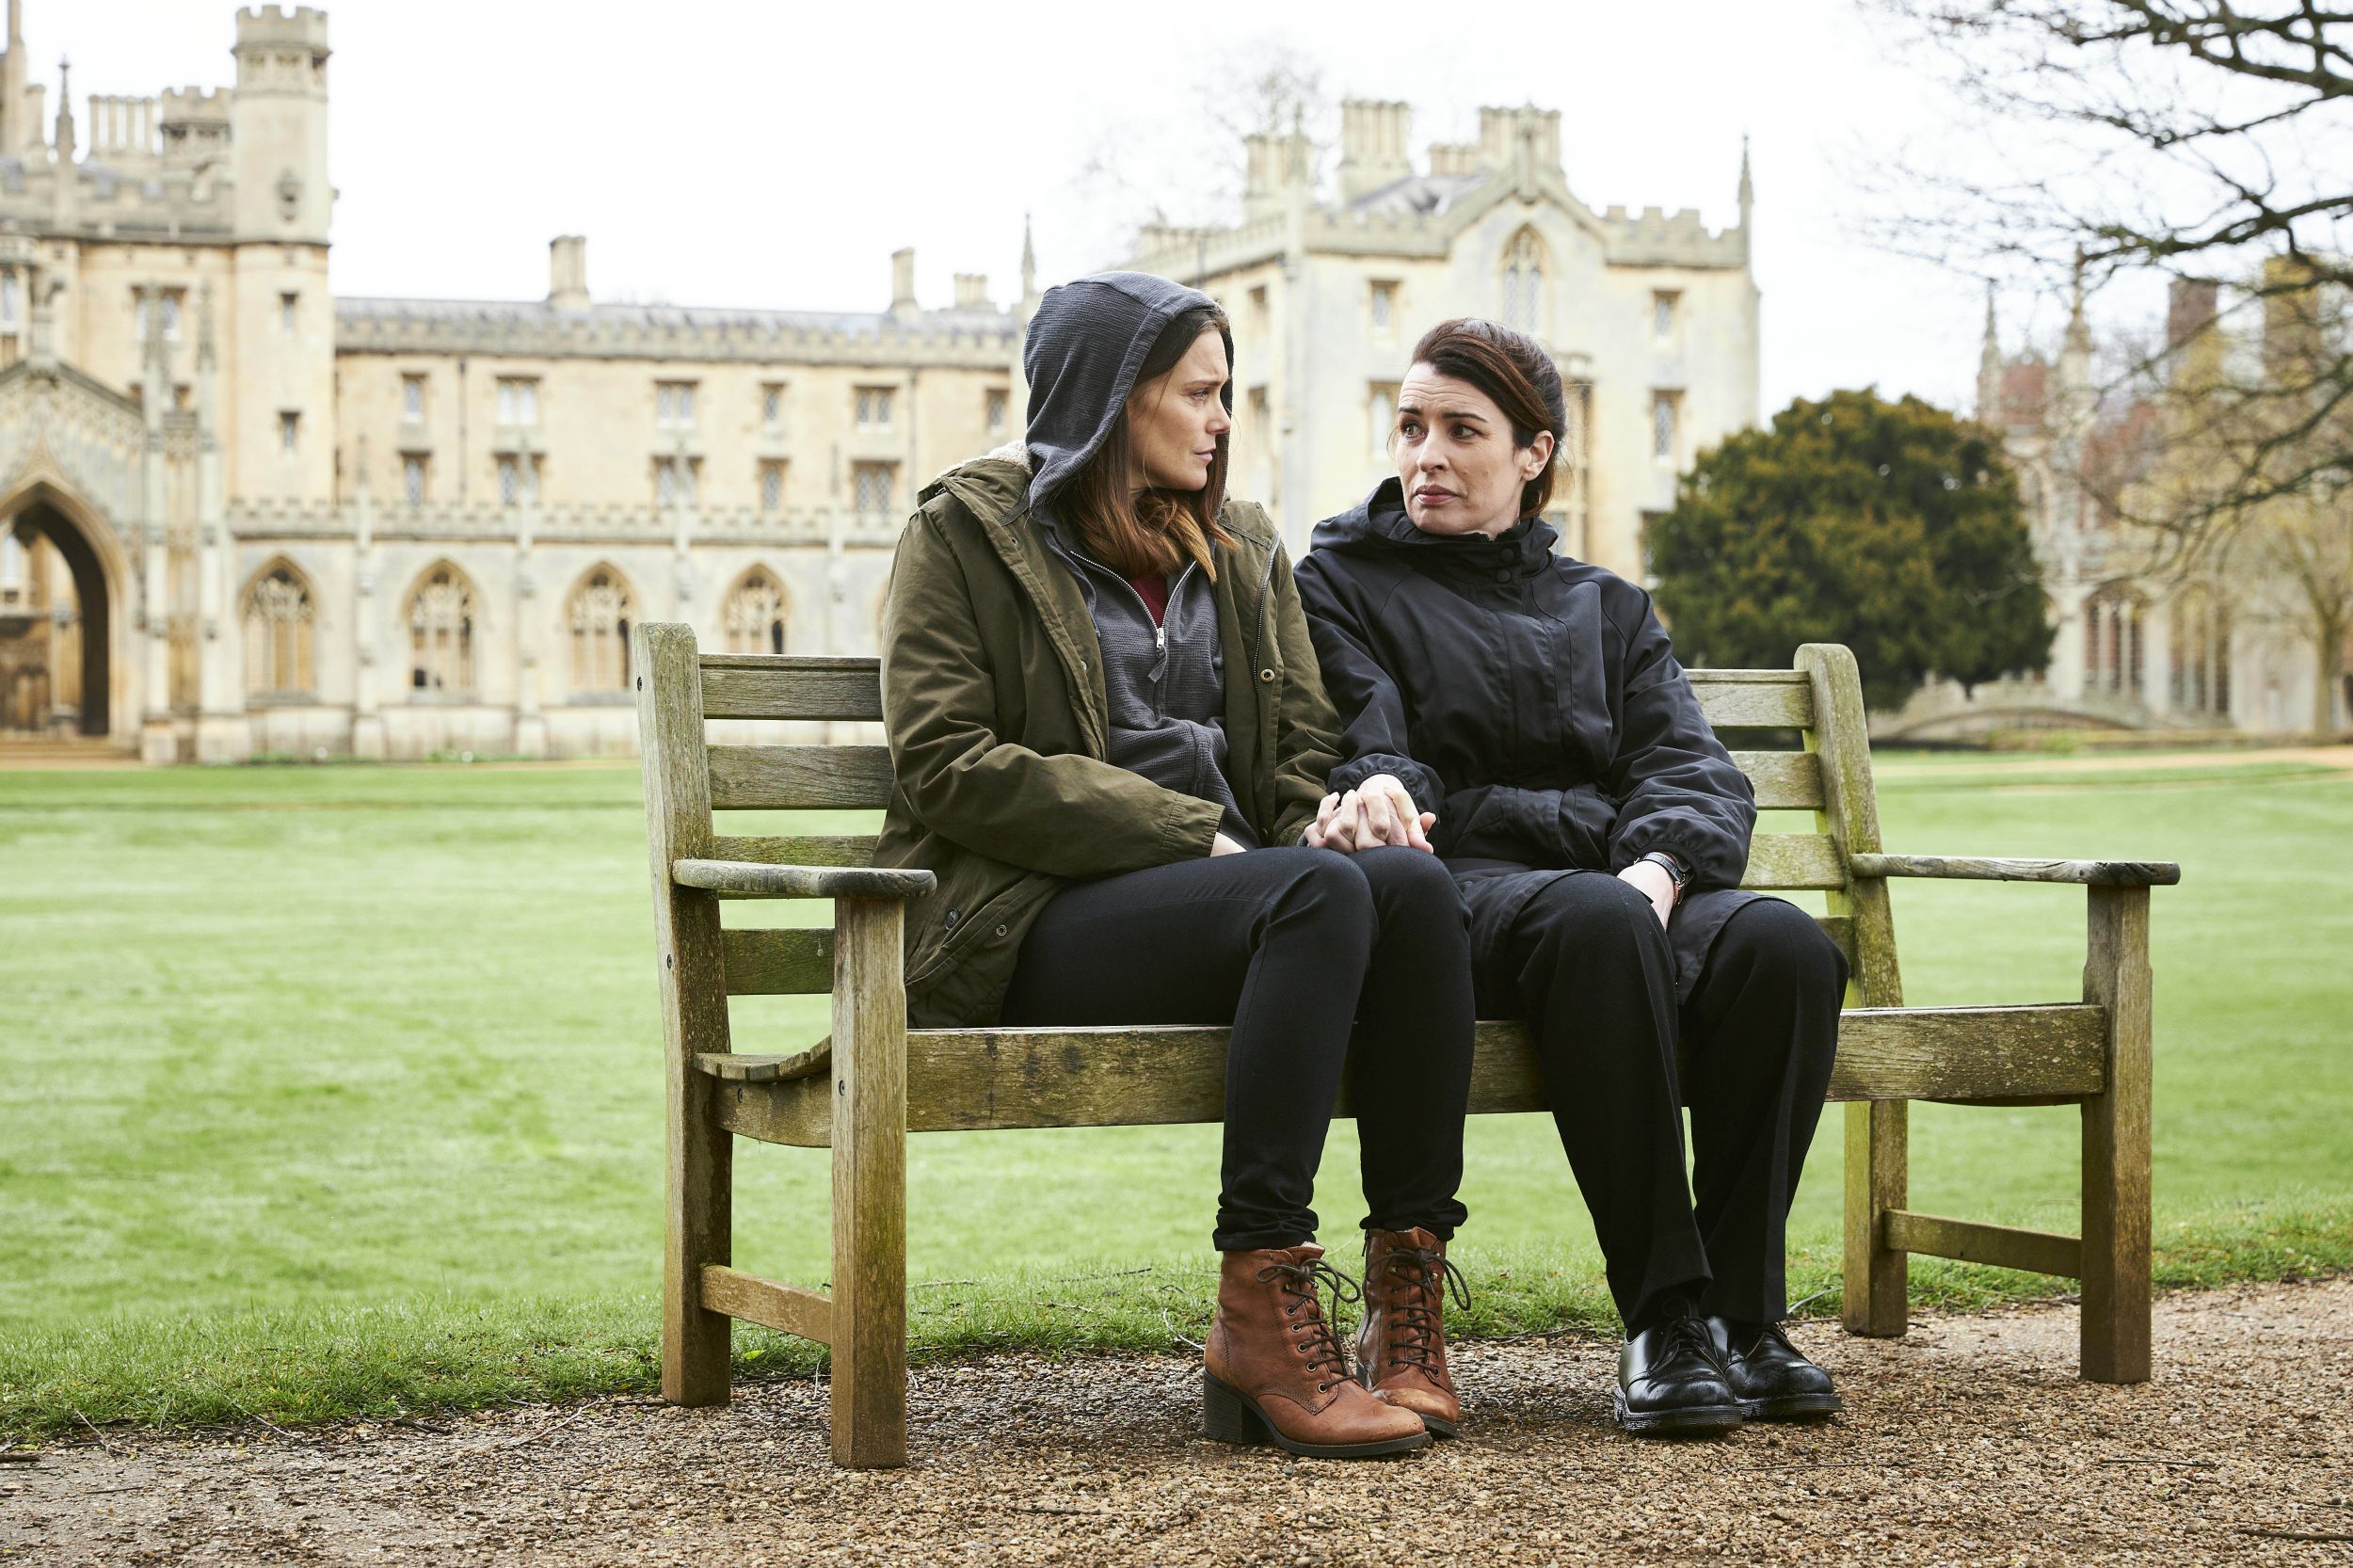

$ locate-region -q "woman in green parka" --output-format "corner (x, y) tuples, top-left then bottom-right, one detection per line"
(876, 272), (1475, 1458)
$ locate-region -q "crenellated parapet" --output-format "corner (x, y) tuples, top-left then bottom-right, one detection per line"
(228, 495), (907, 549)
(333, 298), (1021, 368)
(1596, 204), (1747, 269)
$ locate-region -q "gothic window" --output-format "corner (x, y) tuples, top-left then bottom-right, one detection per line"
(654, 456), (698, 509)
(852, 461), (897, 517)
(759, 460), (787, 513)
(1369, 280), (1398, 334)
(280, 411), (299, 456)
(2083, 584), (2149, 699)
(1653, 291), (1680, 342)
(723, 568), (789, 656)
(1369, 382), (1399, 461)
(1500, 230), (1545, 337)
(761, 382), (786, 427)
(402, 454), (427, 506)
(0, 273), (19, 330)
(985, 388), (1009, 438)
(1651, 392), (1680, 463)
(401, 374), (425, 423)
(496, 377), (540, 426)
(242, 561), (316, 698)
(280, 292), (299, 333)
(656, 380), (697, 428)
(497, 455), (539, 507)
(568, 566), (635, 693)
(856, 386), (895, 429)
(408, 563), (477, 696)
(2169, 583), (2231, 716)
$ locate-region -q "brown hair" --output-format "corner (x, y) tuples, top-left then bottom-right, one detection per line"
(1406, 317), (1569, 518)
(1061, 304), (1235, 580)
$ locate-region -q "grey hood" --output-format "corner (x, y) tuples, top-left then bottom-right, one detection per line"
(1022, 271), (1232, 510)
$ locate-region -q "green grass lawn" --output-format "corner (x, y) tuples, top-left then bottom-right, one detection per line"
(2, 753), (2348, 1438)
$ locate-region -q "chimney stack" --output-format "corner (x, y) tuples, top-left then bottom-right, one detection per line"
(953, 272), (990, 310)
(1337, 100), (1413, 202)
(549, 234), (588, 311)
(890, 248), (919, 315)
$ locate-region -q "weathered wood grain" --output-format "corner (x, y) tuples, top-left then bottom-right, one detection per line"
(829, 897), (908, 1468)
(1849, 853), (2183, 888)
(1882, 1210), (2084, 1279)
(695, 1047), (831, 1083)
(698, 1264), (835, 1344)
(708, 744), (896, 810)
(2081, 884), (2154, 1384)
(714, 1007), (2106, 1145)
(1733, 750), (1827, 811)
(698, 655), (885, 721)
(1692, 673), (1815, 729)
(1741, 833), (1848, 889)
(634, 621), (737, 1408)
(720, 928), (836, 996)
(711, 834), (880, 868)
(675, 856), (933, 901)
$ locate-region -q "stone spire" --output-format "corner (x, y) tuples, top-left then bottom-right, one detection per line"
(2057, 252), (2093, 424)
(1019, 211), (1037, 307)
(51, 50), (71, 161)
(1976, 280), (2003, 424)
(0, 0), (25, 155)
(1737, 134), (1753, 222)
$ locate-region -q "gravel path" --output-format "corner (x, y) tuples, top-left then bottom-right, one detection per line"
(5, 1277), (2348, 1566)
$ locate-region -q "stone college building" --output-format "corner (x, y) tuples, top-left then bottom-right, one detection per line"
(0, 6), (1760, 760)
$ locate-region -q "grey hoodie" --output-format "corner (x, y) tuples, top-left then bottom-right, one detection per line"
(1023, 272), (1257, 848)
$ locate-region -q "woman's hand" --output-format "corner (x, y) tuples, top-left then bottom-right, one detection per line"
(1305, 775), (1437, 854)
(1618, 858), (1676, 928)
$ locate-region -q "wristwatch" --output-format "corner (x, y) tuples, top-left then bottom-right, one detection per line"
(1639, 851), (1691, 902)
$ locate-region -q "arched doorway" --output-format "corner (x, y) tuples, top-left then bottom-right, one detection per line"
(0, 499), (111, 737)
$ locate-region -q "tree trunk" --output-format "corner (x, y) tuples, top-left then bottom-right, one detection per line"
(2319, 618), (2348, 736)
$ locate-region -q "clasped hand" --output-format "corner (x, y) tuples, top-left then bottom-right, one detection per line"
(1304, 774), (1436, 854)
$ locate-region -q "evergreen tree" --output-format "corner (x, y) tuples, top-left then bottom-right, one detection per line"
(1649, 389), (2052, 712)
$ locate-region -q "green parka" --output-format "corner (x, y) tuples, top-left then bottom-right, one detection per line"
(875, 452), (1346, 1027)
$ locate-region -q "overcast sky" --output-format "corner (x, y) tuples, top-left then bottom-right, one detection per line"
(37, 0), (2087, 416)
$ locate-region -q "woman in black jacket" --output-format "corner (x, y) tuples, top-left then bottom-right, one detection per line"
(1294, 318), (1847, 1438)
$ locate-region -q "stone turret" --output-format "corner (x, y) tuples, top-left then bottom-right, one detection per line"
(1977, 281), (2003, 424)
(0, 0), (25, 155)
(231, 6), (330, 242)
(159, 86), (233, 163)
(1477, 105), (1561, 179)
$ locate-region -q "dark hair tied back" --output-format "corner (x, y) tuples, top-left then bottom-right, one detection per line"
(1408, 318), (1568, 518)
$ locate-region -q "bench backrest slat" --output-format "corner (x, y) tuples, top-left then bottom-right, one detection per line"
(709, 744), (895, 810)
(701, 657), (884, 721)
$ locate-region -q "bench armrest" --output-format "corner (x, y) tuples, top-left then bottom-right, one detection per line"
(674, 857), (937, 900)
(1846, 853), (2180, 888)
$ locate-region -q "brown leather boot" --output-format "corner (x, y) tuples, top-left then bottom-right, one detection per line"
(1203, 1244), (1430, 1458)
(1355, 1227), (1466, 1437)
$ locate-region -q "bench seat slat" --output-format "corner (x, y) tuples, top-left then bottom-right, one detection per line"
(709, 1004), (2109, 1146)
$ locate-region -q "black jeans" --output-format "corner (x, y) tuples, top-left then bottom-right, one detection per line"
(1471, 873), (1845, 1330)
(1000, 846), (1475, 1251)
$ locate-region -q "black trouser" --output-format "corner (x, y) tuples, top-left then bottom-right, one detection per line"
(1471, 874), (1844, 1330)
(1001, 846), (1475, 1251)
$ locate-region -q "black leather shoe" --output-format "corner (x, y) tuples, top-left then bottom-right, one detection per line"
(1615, 1305), (1744, 1437)
(1706, 1317), (1843, 1421)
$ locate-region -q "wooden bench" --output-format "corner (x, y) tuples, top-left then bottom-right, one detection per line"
(632, 621), (2177, 1468)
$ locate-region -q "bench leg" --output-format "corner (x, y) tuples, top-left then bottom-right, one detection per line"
(664, 1022), (734, 1405)
(2081, 886), (2153, 1384)
(1842, 1100), (1909, 1336)
(829, 897), (909, 1468)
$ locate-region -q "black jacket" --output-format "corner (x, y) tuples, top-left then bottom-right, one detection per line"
(1296, 480), (1756, 890)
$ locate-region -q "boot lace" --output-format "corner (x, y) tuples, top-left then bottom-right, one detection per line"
(1374, 1246), (1469, 1380)
(1255, 1256), (1362, 1391)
